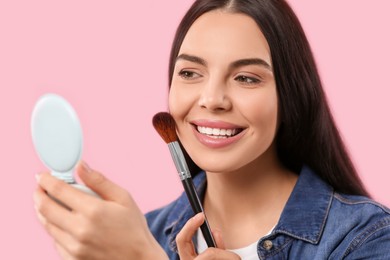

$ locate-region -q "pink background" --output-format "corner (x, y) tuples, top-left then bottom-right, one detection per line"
(0, 0), (389, 258)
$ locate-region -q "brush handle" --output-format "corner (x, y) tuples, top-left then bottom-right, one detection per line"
(182, 178), (216, 248)
(167, 141), (216, 247)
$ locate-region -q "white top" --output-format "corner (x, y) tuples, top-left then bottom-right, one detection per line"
(196, 227), (274, 260)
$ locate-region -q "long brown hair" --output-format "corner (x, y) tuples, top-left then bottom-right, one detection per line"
(168, 0), (369, 197)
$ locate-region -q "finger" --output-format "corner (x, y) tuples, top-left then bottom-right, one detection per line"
(37, 172), (98, 212)
(35, 207), (80, 258)
(55, 243), (75, 260)
(76, 161), (133, 207)
(197, 248), (241, 260)
(34, 186), (80, 235)
(47, 224), (82, 259)
(176, 213), (205, 259)
(212, 229), (225, 249)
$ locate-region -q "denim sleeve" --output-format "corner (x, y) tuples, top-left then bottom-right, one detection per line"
(343, 217), (390, 259)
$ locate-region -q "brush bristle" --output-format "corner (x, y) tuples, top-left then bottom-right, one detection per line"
(152, 112), (178, 144)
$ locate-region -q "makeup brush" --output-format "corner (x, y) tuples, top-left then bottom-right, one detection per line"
(152, 112), (216, 248)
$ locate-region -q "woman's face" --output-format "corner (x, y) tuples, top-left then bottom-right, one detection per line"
(169, 10), (279, 174)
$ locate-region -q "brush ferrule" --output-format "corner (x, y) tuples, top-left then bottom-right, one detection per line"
(168, 141), (191, 180)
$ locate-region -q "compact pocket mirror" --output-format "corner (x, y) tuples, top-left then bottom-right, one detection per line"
(31, 93), (99, 197)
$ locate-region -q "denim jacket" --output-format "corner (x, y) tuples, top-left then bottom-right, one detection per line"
(146, 166), (390, 259)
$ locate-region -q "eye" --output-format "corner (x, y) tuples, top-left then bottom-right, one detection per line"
(178, 70), (202, 80)
(234, 75), (261, 84)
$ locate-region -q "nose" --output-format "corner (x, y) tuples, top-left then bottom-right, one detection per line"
(198, 81), (232, 112)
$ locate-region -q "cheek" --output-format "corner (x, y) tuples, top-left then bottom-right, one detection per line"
(242, 89), (277, 113)
(168, 87), (177, 114)
(168, 85), (182, 117)
(168, 86), (194, 143)
(168, 86), (190, 134)
(168, 83), (197, 119)
(239, 90), (279, 132)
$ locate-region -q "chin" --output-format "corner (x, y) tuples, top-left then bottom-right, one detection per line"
(195, 160), (240, 174)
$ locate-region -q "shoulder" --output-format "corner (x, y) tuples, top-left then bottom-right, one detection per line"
(145, 195), (196, 259)
(144, 200), (179, 258)
(328, 192), (390, 258)
(146, 201), (176, 224)
(145, 200), (177, 238)
(144, 172), (207, 258)
(332, 192), (390, 215)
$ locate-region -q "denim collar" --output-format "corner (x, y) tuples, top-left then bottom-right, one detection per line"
(274, 166), (333, 244)
(164, 165), (333, 251)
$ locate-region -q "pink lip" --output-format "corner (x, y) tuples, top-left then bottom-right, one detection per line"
(190, 119), (246, 149)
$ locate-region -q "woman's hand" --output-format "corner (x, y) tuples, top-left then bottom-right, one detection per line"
(176, 213), (241, 260)
(33, 162), (168, 260)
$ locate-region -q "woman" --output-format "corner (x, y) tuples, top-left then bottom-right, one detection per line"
(34, 0), (390, 259)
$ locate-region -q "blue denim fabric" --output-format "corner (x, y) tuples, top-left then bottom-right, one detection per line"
(146, 166), (390, 259)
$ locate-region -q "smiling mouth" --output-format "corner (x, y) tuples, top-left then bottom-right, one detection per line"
(195, 125), (244, 139)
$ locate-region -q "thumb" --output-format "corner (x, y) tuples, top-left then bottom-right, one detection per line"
(212, 229), (226, 249)
(76, 161), (133, 207)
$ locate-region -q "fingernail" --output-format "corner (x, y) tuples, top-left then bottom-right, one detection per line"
(193, 213), (203, 221)
(81, 161), (92, 173)
(35, 174), (41, 183)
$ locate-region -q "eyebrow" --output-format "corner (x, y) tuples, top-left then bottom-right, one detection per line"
(176, 54), (207, 66)
(176, 53), (272, 71)
(230, 58), (272, 71)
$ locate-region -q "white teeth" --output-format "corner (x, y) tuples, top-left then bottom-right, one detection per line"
(197, 126), (240, 137)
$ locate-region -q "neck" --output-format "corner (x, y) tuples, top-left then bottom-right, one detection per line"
(202, 156), (297, 249)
